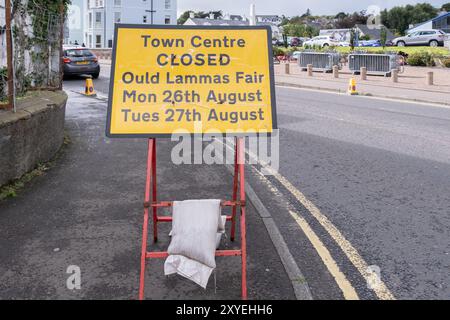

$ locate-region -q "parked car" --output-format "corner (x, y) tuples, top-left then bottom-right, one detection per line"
(303, 35), (340, 48)
(392, 30), (447, 47)
(62, 47), (100, 79)
(290, 37), (302, 47)
(358, 39), (382, 47)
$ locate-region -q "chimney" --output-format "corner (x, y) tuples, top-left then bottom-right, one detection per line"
(224, 13), (230, 20)
(249, 4), (256, 26)
(209, 13), (215, 20)
(189, 12), (194, 19)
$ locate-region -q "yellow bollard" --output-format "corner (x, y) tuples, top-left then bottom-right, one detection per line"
(83, 76), (97, 97)
(348, 77), (358, 95)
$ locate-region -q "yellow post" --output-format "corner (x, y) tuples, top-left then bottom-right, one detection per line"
(84, 77), (97, 97)
(348, 77), (358, 95)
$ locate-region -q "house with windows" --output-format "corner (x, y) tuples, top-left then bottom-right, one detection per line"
(406, 11), (450, 34)
(184, 13), (282, 40)
(84, 0), (177, 49)
(319, 24), (394, 42)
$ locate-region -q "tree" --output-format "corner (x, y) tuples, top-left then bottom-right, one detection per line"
(381, 3), (438, 35)
(177, 10), (223, 25)
(301, 8), (311, 18)
(442, 3), (450, 11)
(380, 27), (387, 49)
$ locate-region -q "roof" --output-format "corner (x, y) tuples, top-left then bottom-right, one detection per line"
(185, 18), (279, 29)
(406, 11), (449, 32)
(356, 24), (395, 40)
(186, 18), (248, 26)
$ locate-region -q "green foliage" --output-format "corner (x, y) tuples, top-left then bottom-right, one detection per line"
(441, 3), (450, 12)
(334, 11), (368, 29)
(349, 29), (356, 51)
(406, 51), (435, 66)
(0, 67), (7, 102)
(177, 10), (223, 24)
(442, 58), (450, 68)
(282, 23), (318, 38)
(360, 34), (371, 41)
(273, 46), (285, 56)
(380, 27), (387, 49)
(381, 3), (438, 35)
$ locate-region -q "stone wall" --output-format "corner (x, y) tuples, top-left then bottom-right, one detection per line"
(0, 91), (67, 186)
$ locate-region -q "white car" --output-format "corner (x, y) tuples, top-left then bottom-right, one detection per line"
(303, 35), (340, 48)
(292, 51), (302, 60)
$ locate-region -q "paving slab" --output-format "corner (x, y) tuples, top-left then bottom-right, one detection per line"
(0, 91), (295, 300)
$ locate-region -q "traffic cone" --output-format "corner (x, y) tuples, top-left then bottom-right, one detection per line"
(83, 76), (97, 97)
(348, 77), (358, 95)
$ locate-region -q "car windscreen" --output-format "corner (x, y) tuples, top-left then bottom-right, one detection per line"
(65, 49), (94, 57)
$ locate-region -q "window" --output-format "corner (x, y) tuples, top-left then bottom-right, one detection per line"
(88, 12), (92, 28)
(143, 16), (147, 23)
(96, 35), (102, 48)
(114, 0), (121, 6)
(114, 12), (121, 23)
(165, 15), (170, 24)
(95, 12), (102, 27)
(165, 0), (171, 9)
(88, 34), (92, 48)
(65, 49), (94, 57)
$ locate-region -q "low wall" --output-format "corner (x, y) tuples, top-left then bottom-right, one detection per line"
(90, 48), (112, 60)
(0, 91), (67, 186)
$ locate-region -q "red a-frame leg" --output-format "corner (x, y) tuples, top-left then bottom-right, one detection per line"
(138, 137), (247, 300)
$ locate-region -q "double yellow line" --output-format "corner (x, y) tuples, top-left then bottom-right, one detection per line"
(223, 139), (395, 300)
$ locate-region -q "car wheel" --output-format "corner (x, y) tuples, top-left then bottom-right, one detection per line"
(397, 41), (405, 47)
(322, 43), (329, 48)
(429, 40), (438, 47)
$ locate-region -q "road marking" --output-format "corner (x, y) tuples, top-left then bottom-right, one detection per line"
(219, 139), (360, 299)
(261, 166), (395, 300)
(224, 139), (396, 300)
(288, 210), (359, 300)
(276, 84), (450, 110)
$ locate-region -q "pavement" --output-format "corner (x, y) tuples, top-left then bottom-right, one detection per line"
(2, 62), (450, 300)
(0, 90), (297, 300)
(275, 63), (450, 106)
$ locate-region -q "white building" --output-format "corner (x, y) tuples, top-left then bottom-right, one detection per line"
(66, 0), (85, 45)
(1, 0), (6, 66)
(84, 0), (177, 49)
(184, 13), (282, 40)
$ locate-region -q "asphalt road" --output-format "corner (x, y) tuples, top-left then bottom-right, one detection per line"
(63, 67), (450, 299)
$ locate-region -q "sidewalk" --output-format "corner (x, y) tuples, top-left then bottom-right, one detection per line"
(0, 91), (296, 299)
(275, 64), (450, 106)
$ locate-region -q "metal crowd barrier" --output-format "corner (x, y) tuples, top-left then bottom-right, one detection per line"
(349, 52), (401, 77)
(298, 51), (341, 72)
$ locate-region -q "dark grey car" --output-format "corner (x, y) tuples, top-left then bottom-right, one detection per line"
(392, 29), (448, 47)
(63, 47), (100, 78)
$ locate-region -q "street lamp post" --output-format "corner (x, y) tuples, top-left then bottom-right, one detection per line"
(145, 0), (156, 25)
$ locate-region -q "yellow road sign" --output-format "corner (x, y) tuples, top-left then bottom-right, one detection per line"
(106, 25), (277, 137)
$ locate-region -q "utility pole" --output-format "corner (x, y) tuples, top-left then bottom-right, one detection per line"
(5, 0), (13, 111)
(145, 0), (156, 25)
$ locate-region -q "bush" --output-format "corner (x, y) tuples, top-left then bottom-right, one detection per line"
(406, 51), (435, 66)
(442, 58), (450, 68)
(273, 46), (285, 56)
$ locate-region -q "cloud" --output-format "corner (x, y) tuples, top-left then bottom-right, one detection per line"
(177, 0), (447, 17)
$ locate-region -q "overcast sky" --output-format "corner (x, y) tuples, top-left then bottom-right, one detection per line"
(177, 0), (448, 17)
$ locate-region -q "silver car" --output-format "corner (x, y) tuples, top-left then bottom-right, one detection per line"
(392, 29), (447, 47)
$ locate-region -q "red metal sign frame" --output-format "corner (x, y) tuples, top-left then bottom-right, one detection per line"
(138, 137), (247, 299)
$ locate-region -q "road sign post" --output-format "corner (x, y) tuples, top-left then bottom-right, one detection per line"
(106, 25), (277, 300)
